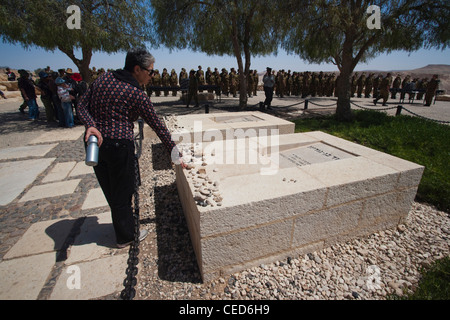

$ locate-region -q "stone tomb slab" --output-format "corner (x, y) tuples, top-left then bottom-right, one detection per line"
(165, 111), (295, 143)
(174, 131), (424, 282)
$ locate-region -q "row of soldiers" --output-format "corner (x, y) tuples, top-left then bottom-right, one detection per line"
(144, 66), (260, 98)
(88, 64), (441, 106)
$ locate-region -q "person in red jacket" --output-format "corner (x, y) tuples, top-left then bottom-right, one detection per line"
(78, 48), (186, 248)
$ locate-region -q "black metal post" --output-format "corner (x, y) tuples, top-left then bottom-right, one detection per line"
(396, 105), (402, 116)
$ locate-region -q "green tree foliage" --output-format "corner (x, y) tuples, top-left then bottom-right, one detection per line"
(150, 0), (283, 108)
(0, 0), (152, 82)
(281, 0), (450, 121)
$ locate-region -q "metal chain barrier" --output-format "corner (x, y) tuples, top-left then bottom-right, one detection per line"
(350, 101), (398, 112)
(350, 101), (450, 124)
(307, 100), (337, 108)
(120, 119), (144, 300)
(400, 106), (450, 124)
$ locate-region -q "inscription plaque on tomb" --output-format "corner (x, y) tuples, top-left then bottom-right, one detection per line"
(213, 115), (264, 124)
(278, 142), (355, 169)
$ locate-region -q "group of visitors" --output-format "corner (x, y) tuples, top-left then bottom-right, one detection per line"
(11, 67), (88, 126)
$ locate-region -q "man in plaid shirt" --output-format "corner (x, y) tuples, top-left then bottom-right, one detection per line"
(78, 48), (185, 248)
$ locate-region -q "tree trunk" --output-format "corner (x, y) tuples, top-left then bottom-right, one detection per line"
(58, 45), (93, 83)
(230, 15), (248, 109)
(335, 34), (355, 122)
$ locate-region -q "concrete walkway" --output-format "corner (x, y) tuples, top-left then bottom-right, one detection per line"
(0, 93), (448, 300)
(0, 97), (126, 300)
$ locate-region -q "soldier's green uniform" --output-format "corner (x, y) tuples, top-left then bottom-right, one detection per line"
(252, 70), (258, 96)
(197, 66), (205, 92)
(206, 67), (214, 93)
(161, 68), (170, 96)
(153, 70), (161, 96)
(400, 75), (410, 101)
(374, 73), (392, 106)
(220, 68), (229, 96)
(247, 70), (254, 97)
(425, 75), (439, 106)
(186, 70), (199, 108)
(364, 74), (374, 98)
(416, 78), (426, 101)
(179, 68), (188, 82)
(356, 73), (366, 98)
(372, 74), (382, 99)
(214, 68), (221, 95)
(392, 75), (402, 99)
(170, 69), (178, 96)
(286, 70), (292, 96)
(317, 71), (324, 97)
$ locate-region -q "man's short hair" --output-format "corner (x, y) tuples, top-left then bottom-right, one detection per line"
(124, 48), (155, 72)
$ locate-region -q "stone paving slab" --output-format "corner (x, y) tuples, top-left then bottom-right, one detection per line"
(42, 161), (77, 183)
(3, 218), (76, 260)
(0, 143), (58, 160)
(29, 126), (85, 144)
(69, 161), (95, 177)
(81, 187), (108, 210)
(0, 158), (56, 206)
(66, 212), (117, 264)
(0, 252), (56, 300)
(19, 179), (82, 203)
(49, 254), (128, 300)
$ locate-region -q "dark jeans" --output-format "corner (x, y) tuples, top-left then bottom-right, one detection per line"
(93, 138), (137, 244)
(264, 86), (274, 106)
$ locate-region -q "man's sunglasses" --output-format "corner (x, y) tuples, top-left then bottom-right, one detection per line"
(141, 66), (154, 76)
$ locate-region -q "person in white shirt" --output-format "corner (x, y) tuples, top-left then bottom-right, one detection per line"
(263, 67), (275, 109)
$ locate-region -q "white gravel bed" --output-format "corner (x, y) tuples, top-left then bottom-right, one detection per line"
(134, 137), (450, 300)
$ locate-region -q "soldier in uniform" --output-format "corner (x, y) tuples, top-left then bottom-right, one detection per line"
(153, 69), (161, 96)
(229, 68), (238, 97)
(416, 78), (426, 101)
(214, 68), (221, 95)
(252, 70), (258, 96)
(179, 68), (188, 82)
(145, 72), (153, 97)
(372, 74), (382, 100)
(392, 74), (402, 99)
(170, 69), (178, 96)
(317, 71), (324, 97)
(286, 70), (292, 96)
(161, 68), (170, 96)
(364, 73), (374, 98)
(424, 74), (439, 106)
(302, 72), (311, 98)
(374, 73), (392, 106)
(400, 75), (410, 101)
(356, 73), (366, 98)
(186, 69), (199, 108)
(220, 68), (229, 96)
(197, 66), (205, 92)
(206, 67), (214, 93)
(247, 70), (254, 97)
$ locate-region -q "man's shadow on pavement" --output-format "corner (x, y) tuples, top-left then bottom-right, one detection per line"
(45, 215), (117, 262)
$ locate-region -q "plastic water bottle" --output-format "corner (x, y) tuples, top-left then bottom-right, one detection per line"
(85, 136), (99, 166)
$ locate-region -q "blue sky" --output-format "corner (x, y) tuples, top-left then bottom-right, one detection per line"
(0, 41), (449, 74)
